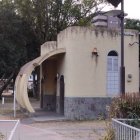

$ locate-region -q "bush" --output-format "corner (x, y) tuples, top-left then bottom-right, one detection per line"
(109, 93), (140, 118)
(102, 123), (115, 140)
(0, 132), (4, 140)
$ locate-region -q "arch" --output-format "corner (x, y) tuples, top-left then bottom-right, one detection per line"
(15, 48), (66, 113)
(108, 50), (118, 56)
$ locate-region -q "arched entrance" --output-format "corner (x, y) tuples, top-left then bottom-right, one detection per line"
(41, 59), (57, 111)
(107, 51), (120, 96)
(15, 48), (66, 113)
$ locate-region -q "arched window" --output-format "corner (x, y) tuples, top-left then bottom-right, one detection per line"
(108, 51), (118, 56)
(107, 51), (118, 72)
(107, 50), (120, 96)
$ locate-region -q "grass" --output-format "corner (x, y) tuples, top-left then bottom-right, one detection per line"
(101, 122), (115, 140)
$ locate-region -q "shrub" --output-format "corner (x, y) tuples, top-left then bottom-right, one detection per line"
(0, 132), (4, 140)
(109, 93), (140, 118)
(102, 123), (115, 140)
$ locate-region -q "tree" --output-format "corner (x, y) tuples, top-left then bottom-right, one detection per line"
(14, 0), (107, 43)
(0, 0), (107, 77)
(0, 1), (39, 77)
(125, 18), (140, 31)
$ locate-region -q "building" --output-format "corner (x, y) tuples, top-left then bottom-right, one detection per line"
(92, 10), (127, 29)
(16, 27), (139, 119)
(15, 26), (139, 120)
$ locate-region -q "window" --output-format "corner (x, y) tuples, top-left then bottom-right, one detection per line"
(107, 51), (120, 96)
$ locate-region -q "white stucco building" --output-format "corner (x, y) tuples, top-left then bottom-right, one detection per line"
(15, 26), (139, 119)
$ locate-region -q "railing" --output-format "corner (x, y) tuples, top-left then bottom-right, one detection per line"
(112, 118), (140, 140)
(0, 120), (20, 140)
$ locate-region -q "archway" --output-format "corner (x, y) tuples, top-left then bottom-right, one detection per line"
(15, 48), (66, 113)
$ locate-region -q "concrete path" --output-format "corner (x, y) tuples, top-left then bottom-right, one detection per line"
(19, 121), (107, 140)
(19, 124), (72, 140)
(0, 112), (107, 140)
(0, 99), (107, 140)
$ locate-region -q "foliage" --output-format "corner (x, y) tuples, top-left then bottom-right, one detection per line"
(14, 0), (107, 43)
(0, 0), (107, 78)
(0, 1), (39, 77)
(125, 18), (140, 32)
(122, 112), (140, 129)
(97, 112), (106, 120)
(109, 93), (140, 118)
(102, 123), (115, 140)
(0, 132), (4, 140)
(0, 2), (25, 76)
(124, 119), (140, 129)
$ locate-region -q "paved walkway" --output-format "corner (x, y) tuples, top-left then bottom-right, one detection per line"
(0, 98), (107, 140)
(19, 124), (71, 140)
(19, 121), (106, 140)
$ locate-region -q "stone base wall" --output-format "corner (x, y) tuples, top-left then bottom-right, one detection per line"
(56, 96), (60, 113)
(43, 95), (56, 111)
(64, 97), (112, 120)
(56, 96), (64, 114)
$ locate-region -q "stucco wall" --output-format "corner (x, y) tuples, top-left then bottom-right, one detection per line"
(125, 38), (139, 92)
(42, 60), (57, 95)
(56, 55), (65, 96)
(57, 27), (139, 97)
(41, 41), (57, 56)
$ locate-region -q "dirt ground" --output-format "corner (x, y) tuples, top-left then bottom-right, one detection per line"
(0, 97), (109, 140)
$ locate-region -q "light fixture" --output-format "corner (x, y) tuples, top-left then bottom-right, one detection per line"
(92, 48), (99, 57)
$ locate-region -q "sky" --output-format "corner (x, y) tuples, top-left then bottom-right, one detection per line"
(103, 0), (140, 19)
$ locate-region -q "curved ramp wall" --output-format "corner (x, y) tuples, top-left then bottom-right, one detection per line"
(15, 48), (66, 113)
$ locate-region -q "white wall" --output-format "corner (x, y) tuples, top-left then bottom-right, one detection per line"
(57, 27), (139, 97)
